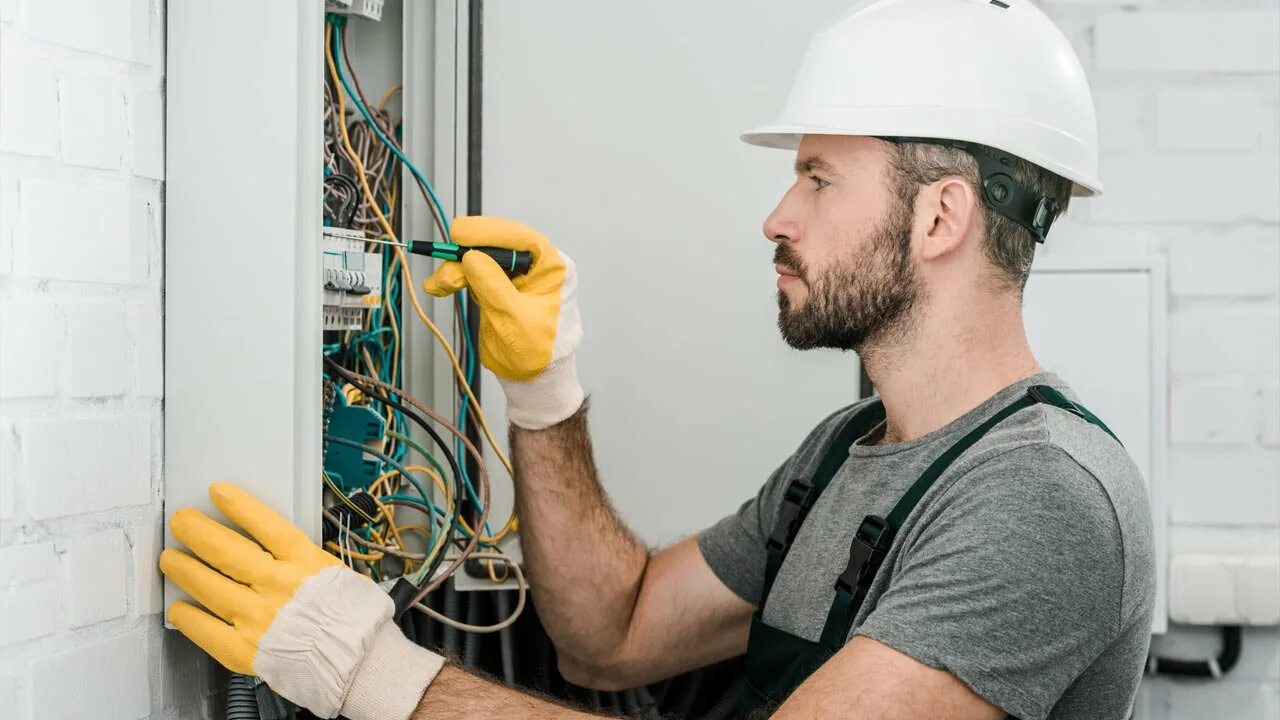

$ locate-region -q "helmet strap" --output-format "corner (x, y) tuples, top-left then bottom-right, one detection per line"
(880, 136), (1060, 243)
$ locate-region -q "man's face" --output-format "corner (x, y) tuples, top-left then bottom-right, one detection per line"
(764, 134), (922, 352)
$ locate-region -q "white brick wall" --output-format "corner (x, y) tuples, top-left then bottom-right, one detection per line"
(0, 1), (209, 718)
(31, 633), (151, 720)
(1042, 1), (1280, 717)
(1094, 8), (1280, 72)
(64, 528), (128, 627)
(1156, 87), (1276, 151)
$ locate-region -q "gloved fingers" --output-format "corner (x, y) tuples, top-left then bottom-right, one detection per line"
(209, 482), (316, 564)
(170, 507), (277, 586)
(459, 251), (523, 314)
(451, 216), (551, 258)
(421, 261), (468, 298)
(168, 600), (257, 676)
(160, 548), (261, 624)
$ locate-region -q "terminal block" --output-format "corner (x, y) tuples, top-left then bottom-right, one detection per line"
(323, 404), (386, 492)
(323, 227), (384, 331)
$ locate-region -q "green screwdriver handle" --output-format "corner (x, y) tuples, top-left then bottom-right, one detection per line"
(409, 241), (532, 277)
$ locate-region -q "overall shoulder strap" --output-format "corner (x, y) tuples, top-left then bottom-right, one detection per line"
(1026, 384), (1122, 445)
(818, 385), (1120, 648)
(759, 400), (886, 605)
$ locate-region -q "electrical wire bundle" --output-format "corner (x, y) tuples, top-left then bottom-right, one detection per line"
(319, 14), (520, 636)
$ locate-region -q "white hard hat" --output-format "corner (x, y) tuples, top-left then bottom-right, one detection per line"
(743, 0), (1101, 201)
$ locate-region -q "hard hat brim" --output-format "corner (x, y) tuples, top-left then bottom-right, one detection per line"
(741, 123), (1102, 198)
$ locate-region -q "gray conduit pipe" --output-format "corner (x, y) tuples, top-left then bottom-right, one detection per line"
(225, 674), (260, 720)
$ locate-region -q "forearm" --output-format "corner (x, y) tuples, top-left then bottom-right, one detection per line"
(509, 402), (649, 664)
(415, 665), (612, 720)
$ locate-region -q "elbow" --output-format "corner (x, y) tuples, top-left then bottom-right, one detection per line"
(556, 653), (642, 692)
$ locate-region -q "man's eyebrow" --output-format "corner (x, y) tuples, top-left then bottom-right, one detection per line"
(794, 156), (838, 176)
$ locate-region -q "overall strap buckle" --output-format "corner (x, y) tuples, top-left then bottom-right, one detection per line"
(767, 479), (819, 552)
(835, 515), (896, 594)
(1027, 385), (1085, 419)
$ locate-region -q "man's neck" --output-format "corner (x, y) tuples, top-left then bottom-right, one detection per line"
(861, 293), (1041, 444)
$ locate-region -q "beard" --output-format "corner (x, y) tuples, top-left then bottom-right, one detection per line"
(775, 201), (921, 352)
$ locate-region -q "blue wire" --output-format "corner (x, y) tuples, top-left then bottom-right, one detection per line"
(332, 29), (450, 237)
(380, 493), (445, 520)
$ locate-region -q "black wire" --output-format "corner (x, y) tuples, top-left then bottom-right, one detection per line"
(323, 173), (360, 227)
(463, 0), (487, 554)
(323, 355), (466, 587)
(1148, 625), (1243, 678)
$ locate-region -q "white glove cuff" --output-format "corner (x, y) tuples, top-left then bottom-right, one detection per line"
(499, 355), (585, 430)
(341, 622), (445, 720)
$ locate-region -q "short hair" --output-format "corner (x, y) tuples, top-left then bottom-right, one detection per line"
(884, 141), (1073, 292)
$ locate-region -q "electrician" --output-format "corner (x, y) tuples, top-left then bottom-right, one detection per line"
(160, 1), (1156, 718)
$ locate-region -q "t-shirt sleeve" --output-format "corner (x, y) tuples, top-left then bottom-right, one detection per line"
(854, 444), (1126, 720)
(696, 464), (789, 606)
(696, 400), (879, 606)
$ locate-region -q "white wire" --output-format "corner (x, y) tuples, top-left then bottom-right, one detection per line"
(411, 552), (527, 633)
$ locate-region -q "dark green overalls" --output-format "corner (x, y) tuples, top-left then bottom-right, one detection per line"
(733, 385), (1119, 719)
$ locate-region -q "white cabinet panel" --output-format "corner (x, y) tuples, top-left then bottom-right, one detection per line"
(1025, 269), (1153, 479)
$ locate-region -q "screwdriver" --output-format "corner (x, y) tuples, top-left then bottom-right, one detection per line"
(358, 237), (533, 277)
(408, 241), (532, 277)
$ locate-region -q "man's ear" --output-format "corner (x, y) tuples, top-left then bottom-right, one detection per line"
(918, 177), (979, 261)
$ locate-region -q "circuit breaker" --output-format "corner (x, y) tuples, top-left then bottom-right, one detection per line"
(322, 227), (384, 331)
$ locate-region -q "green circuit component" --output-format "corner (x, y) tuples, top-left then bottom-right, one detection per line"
(324, 404), (386, 492)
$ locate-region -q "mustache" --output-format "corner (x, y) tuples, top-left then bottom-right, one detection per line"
(773, 244), (807, 281)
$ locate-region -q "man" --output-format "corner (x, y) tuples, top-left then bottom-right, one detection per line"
(161, 1), (1155, 718)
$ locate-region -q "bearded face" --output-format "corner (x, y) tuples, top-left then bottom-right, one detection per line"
(774, 195), (922, 353)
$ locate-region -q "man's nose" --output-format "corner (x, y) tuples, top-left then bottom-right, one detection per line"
(763, 190), (800, 245)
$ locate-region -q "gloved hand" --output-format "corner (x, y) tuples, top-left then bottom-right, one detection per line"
(423, 216), (584, 429)
(159, 483), (443, 720)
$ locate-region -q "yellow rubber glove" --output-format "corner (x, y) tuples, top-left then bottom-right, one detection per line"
(424, 216), (585, 429)
(160, 483), (443, 720)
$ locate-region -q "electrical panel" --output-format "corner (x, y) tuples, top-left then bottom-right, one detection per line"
(322, 227), (384, 331)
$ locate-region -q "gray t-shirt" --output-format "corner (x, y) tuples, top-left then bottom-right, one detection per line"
(698, 373), (1155, 720)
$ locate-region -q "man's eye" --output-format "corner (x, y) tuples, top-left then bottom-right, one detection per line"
(811, 176), (830, 190)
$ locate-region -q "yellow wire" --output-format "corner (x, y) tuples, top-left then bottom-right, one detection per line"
(369, 466), (450, 507)
(342, 384), (365, 405)
(368, 494), (410, 570)
(396, 524), (434, 552)
(322, 472), (381, 524)
(368, 470), (398, 498)
(327, 29), (517, 541)
(380, 83), (403, 111)
(487, 558), (510, 583)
